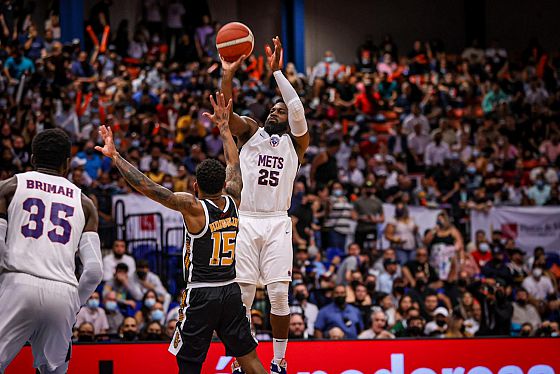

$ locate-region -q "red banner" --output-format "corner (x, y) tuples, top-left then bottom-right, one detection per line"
(7, 338), (560, 374)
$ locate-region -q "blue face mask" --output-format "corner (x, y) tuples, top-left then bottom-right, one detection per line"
(151, 309), (164, 322)
(105, 301), (118, 311)
(325, 56), (334, 63)
(369, 136), (377, 144)
(333, 190), (344, 197)
(87, 299), (100, 309)
(144, 298), (156, 308)
(467, 166), (477, 174)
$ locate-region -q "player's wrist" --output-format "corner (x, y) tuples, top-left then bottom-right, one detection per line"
(111, 152), (121, 162)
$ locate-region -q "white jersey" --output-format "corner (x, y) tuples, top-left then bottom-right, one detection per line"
(239, 128), (299, 214)
(4, 171), (85, 287)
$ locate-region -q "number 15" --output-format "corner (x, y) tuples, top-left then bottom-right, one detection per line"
(209, 231), (236, 266)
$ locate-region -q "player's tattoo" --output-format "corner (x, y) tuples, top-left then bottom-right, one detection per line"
(225, 163), (242, 201)
(113, 154), (190, 211)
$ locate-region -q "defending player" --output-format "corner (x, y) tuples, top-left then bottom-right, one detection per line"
(221, 36), (310, 373)
(95, 93), (267, 374)
(0, 129), (103, 374)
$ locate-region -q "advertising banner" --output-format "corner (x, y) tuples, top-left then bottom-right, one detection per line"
(8, 339), (559, 374)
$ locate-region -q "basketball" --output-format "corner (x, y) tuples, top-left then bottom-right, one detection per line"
(216, 22), (254, 62)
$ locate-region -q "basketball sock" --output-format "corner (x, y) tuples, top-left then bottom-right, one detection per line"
(273, 338), (288, 362)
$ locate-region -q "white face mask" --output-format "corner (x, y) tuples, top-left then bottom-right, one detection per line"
(532, 268), (543, 278)
(479, 243), (490, 253)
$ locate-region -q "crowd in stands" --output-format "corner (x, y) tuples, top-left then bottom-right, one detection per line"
(1, 0), (559, 342)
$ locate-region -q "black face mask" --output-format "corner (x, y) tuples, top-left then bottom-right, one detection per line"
(520, 330), (531, 337)
(136, 270), (147, 280)
(114, 253), (123, 260)
(146, 333), (162, 341)
(496, 289), (505, 300)
(294, 292), (306, 302)
(78, 335), (94, 342)
(457, 279), (467, 288)
(408, 326), (423, 336)
(416, 279), (426, 288)
(122, 331), (137, 341)
(366, 282), (376, 292)
(334, 296), (346, 307)
(517, 299), (527, 307)
(394, 286), (405, 294)
(85, 148), (93, 155)
(436, 319), (446, 327)
(264, 120), (289, 136)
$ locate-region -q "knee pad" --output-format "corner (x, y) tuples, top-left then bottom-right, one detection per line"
(267, 282), (290, 316)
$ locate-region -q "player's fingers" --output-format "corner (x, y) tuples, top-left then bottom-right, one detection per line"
(219, 92), (226, 108)
(226, 99), (232, 112)
(236, 54), (246, 64)
(209, 94), (217, 109)
(94, 146), (103, 153)
(108, 126), (113, 137)
(265, 44), (272, 57)
(201, 112), (212, 119)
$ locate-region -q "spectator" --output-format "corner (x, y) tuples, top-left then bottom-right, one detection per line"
(103, 240), (136, 282)
(403, 315), (426, 337)
(377, 259), (400, 294)
(104, 263), (139, 311)
(310, 139), (341, 188)
(76, 322), (96, 342)
(251, 310), (272, 341)
(402, 247), (439, 287)
(324, 182), (354, 250)
(119, 317), (139, 341)
(134, 290), (166, 329)
(288, 313), (309, 339)
(76, 292), (110, 336)
(315, 285), (364, 339)
(130, 259), (171, 311)
(292, 282), (319, 336)
(445, 313), (466, 338)
(358, 310), (395, 339)
(140, 321), (165, 341)
(522, 265), (555, 302)
(403, 103), (430, 135)
(336, 243), (368, 286)
(76, 140), (105, 180)
(384, 203), (418, 264)
(424, 130), (450, 167)
(4, 46), (34, 82)
(512, 288), (542, 331)
(104, 291), (124, 335)
(352, 181), (384, 249)
(424, 306), (449, 337)
(165, 319), (177, 340)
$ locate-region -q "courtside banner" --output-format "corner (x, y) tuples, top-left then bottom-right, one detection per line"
(471, 206), (560, 254)
(8, 338), (559, 374)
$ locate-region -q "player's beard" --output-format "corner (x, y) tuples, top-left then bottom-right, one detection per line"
(264, 119), (289, 136)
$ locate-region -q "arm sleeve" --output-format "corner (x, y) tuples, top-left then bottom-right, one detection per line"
(0, 219), (7, 258)
(77, 232), (104, 305)
(273, 70), (308, 137)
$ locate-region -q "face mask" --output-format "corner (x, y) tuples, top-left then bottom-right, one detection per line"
(105, 301), (118, 311)
(325, 56), (334, 63)
(294, 292), (306, 302)
(87, 299), (99, 309)
(416, 279), (426, 288)
(333, 190), (344, 197)
(517, 299), (527, 307)
(369, 136), (377, 144)
(146, 333), (162, 341)
(520, 330), (531, 337)
(479, 243), (490, 253)
(122, 331), (137, 341)
(457, 279), (467, 288)
(144, 298), (156, 308)
(150, 167), (159, 173)
(408, 326), (423, 336)
(131, 139), (141, 148)
(334, 296), (346, 307)
(350, 280), (360, 289)
(533, 268), (543, 278)
(394, 286), (405, 294)
(536, 180), (544, 188)
(436, 319), (446, 327)
(467, 166), (477, 174)
(151, 309), (164, 321)
(163, 182), (174, 189)
(496, 289), (505, 300)
(137, 270), (147, 280)
(395, 208), (406, 218)
(78, 335), (94, 342)
(366, 282), (376, 292)
(264, 121), (289, 136)
(85, 148), (94, 155)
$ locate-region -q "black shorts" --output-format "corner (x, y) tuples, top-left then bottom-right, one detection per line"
(172, 282), (257, 365)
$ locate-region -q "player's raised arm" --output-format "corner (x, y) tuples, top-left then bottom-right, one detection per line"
(220, 55), (258, 145)
(95, 125), (198, 213)
(203, 92), (242, 206)
(266, 36), (310, 163)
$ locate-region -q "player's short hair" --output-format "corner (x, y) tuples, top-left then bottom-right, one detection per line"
(274, 98), (286, 105)
(195, 159), (226, 195)
(31, 128), (71, 171)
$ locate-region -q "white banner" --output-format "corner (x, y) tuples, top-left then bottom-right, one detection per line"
(471, 206), (560, 255)
(113, 194), (184, 248)
(380, 204), (442, 249)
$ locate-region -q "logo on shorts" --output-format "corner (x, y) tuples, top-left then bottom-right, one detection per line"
(173, 331), (181, 349)
(270, 134), (280, 147)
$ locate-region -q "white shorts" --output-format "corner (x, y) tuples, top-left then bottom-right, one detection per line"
(0, 272), (80, 372)
(235, 213), (293, 285)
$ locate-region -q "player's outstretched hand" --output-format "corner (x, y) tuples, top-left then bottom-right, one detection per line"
(220, 54), (246, 74)
(202, 91), (232, 135)
(265, 36), (283, 72)
(94, 125), (119, 159)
